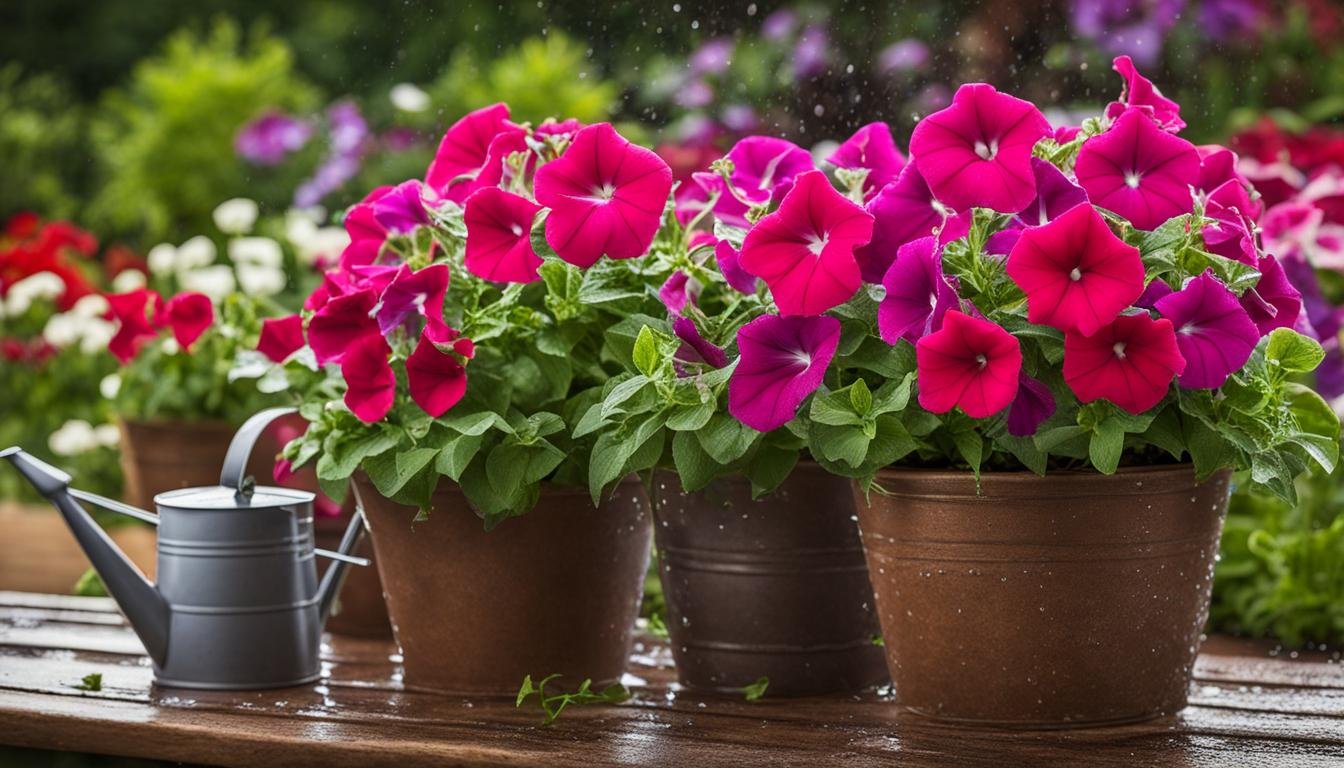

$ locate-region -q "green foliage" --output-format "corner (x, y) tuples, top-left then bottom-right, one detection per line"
(515, 674), (628, 726)
(0, 65), (87, 220)
(73, 672), (103, 692)
(72, 568), (108, 598)
(89, 19), (317, 243)
(741, 676), (770, 702)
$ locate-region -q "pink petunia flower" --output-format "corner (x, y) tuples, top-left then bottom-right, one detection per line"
(1075, 108), (1200, 230)
(307, 288), (380, 365)
(908, 83), (1051, 214)
(159, 292), (214, 351)
(1007, 373), (1056, 437)
(1202, 189), (1259, 266)
(878, 236), (957, 345)
(738, 170), (874, 316)
(405, 328), (471, 418)
(724, 135), (814, 207)
(107, 288), (164, 364)
(1063, 313), (1186, 414)
(853, 163), (961, 283)
(1154, 270), (1259, 389)
(370, 179), (430, 235)
(341, 333), (396, 423)
(375, 263), (449, 338)
(1104, 55), (1186, 133)
(1017, 158), (1090, 227)
(533, 123), (674, 268)
(826, 122), (907, 200)
(915, 310), (1022, 418)
(1240, 255), (1303, 335)
(424, 103), (526, 203)
(463, 187), (542, 283)
(659, 271), (700, 316)
(728, 314), (840, 432)
(339, 185), (392, 270)
(714, 240), (759, 294)
(673, 315), (728, 369)
(258, 314), (305, 363)
(1006, 202), (1145, 336)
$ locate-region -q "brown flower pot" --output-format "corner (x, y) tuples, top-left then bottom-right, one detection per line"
(314, 502), (391, 639)
(118, 419), (247, 507)
(855, 465), (1230, 727)
(355, 475), (652, 695)
(652, 463), (889, 696)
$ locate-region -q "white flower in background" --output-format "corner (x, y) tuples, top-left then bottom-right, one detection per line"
(93, 424), (120, 448)
(49, 420), (100, 456)
(4, 271), (64, 316)
(146, 243), (178, 276)
(285, 210), (318, 248)
(111, 269), (147, 292)
(179, 265), (235, 302)
(228, 236), (284, 269)
(290, 223), (349, 266)
(71, 294), (109, 318)
(212, 197), (259, 235)
(100, 373), (121, 400)
(79, 318), (116, 354)
(42, 313), (82, 347)
(236, 263), (286, 297)
(176, 236), (217, 271)
(161, 337), (181, 355)
(390, 83), (430, 113)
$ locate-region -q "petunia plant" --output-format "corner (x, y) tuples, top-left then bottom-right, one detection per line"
(268, 104), (680, 526)
(585, 57), (1340, 505)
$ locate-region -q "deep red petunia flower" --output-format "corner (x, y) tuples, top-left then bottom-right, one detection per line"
(339, 185), (392, 270)
(1006, 202), (1145, 336)
(159, 292), (214, 350)
(533, 123), (674, 268)
(424, 103), (526, 203)
(463, 186), (543, 283)
(405, 328), (470, 418)
(107, 288), (164, 364)
(258, 314), (305, 363)
(908, 83), (1051, 214)
(1075, 108), (1200, 230)
(826, 122), (907, 200)
(915, 310), (1022, 418)
(1063, 313), (1186, 414)
(307, 288), (379, 365)
(341, 333), (395, 423)
(738, 170), (874, 316)
(728, 314), (840, 432)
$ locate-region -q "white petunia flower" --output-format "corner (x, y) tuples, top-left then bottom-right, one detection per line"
(390, 83), (431, 113)
(71, 294), (109, 318)
(99, 373), (122, 400)
(212, 197), (260, 235)
(161, 337), (181, 355)
(111, 269), (147, 292)
(93, 424), (121, 448)
(79, 318), (117, 355)
(179, 265), (235, 302)
(146, 243), (179, 276)
(236, 263), (286, 297)
(5, 271), (65, 316)
(300, 226), (350, 266)
(228, 236), (284, 268)
(42, 313), (82, 347)
(49, 420), (99, 456)
(176, 236), (218, 271)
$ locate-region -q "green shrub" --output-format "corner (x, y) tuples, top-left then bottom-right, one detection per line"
(0, 65), (87, 221)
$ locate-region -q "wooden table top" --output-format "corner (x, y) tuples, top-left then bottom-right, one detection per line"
(1, 590), (1341, 767)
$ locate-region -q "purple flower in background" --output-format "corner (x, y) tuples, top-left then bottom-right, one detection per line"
(721, 104), (759, 134)
(1198, 0), (1264, 42)
(235, 112), (313, 166)
(1070, 0), (1184, 68)
(913, 84), (953, 116)
(761, 9), (798, 41)
(877, 39), (930, 74)
(293, 101), (371, 208)
(689, 37), (734, 75)
(676, 79), (715, 109)
(327, 100), (369, 156)
(793, 25), (831, 78)
(381, 127), (421, 152)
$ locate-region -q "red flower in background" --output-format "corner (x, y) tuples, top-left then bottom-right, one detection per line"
(107, 289), (164, 363)
(0, 213), (98, 310)
(158, 292), (215, 350)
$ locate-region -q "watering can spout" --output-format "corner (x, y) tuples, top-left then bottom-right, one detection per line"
(1, 447), (171, 667)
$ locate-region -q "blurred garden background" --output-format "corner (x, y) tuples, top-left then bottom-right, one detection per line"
(2, 0), (1343, 646)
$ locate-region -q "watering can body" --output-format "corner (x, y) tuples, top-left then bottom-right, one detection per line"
(3, 408), (368, 690)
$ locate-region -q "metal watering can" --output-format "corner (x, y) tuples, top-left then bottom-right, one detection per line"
(2, 408), (369, 690)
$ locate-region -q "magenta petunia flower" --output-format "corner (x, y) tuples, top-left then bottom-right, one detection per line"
(424, 103), (526, 203)
(307, 288), (379, 365)
(826, 122), (907, 200)
(339, 185), (392, 270)
(463, 186), (542, 283)
(533, 123), (674, 268)
(673, 315), (728, 369)
(1006, 202), (1145, 336)
(235, 112), (313, 166)
(375, 263), (449, 338)
(878, 236), (957, 344)
(1063, 313), (1186, 415)
(258, 314), (305, 363)
(853, 163), (951, 283)
(160, 292), (214, 351)
(659, 271), (700, 316)
(1007, 373), (1056, 437)
(405, 328), (470, 418)
(1017, 158), (1090, 227)
(1075, 108), (1200, 230)
(725, 136), (814, 206)
(714, 240), (759, 294)
(1104, 55), (1185, 133)
(738, 170), (874, 316)
(915, 310), (1022, 419)
(908, 83), (1051, 214)
(341, 333), (395, 423)
(1136, 279), (1174, 309)
(728, 314), (840, 432)
(371, 179), (430, 235)
(1203, 191), (1258, 266)
(1241, 255), (1303, 335)
(1154, 270), (1259, 389)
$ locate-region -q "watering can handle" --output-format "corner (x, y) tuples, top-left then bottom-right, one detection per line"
(220, 407), (299, 498)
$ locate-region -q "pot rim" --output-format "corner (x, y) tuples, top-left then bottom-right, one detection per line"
(863, 463), (1228, 501)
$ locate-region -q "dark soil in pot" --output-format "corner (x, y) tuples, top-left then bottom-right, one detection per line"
(355, 475), (652, 695)
(855, 465), (1230, 727)
(652, 462), (889, 697)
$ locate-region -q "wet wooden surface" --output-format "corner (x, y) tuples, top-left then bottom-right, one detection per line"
(0, 591), (1341, 767)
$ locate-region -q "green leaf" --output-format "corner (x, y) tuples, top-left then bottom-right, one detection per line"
(600, 375), (652, 419)
(588, 431), (637, 505)
(811, 423), (871, 468)
(365, 447), (439, 498)
(746, 444), (798, 498)
(435, 432), (484, 482)
(741, 676), (770, 702)
(74, 673), (102, 692)
(439, 411), (499, 436)
(632, 325), (659, 377)
(870, 374), (914, 415)
(1266, 328), (1325, 373)
(1089, 418), (1124, 474)
(696, 413), (758, 464)
(666, 401), (715, 431)
(672, 429), (719, 492)
(809, 388), (863, 427)
(952, 429), (983, 475)
(317, 428), (400, 482)
(849, 378), (873, 415)
(1185, 418), (1234, 480)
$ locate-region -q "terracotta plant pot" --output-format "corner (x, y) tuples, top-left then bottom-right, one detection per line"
(355, 475), (652, 695)
(314, 503), (391, 639)
(118, 419), (266, 508)
(855, 465), (1230, 727)
(652, 463), (889, 696)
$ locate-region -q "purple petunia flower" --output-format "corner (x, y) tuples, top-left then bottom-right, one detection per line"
(728, 314), (841, 432)
(1154, 270), (1259, 389)
(1070, 0), (1184, 68)
(235, 112), (313, 166)
(1007, 373), (1056, 437)
(876, 39), (930, 74)
(1198, 0), (1264, 43)
(689, 37), (734, 76)
(761, 9), (798, 41)
(878, 236), (957, 345)
(793, 25), (831, 79)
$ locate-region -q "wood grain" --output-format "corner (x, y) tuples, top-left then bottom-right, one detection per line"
(1, 591), (1342, 767)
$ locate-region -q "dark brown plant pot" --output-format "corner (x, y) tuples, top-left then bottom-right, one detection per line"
(314, 502), (392, 639)
(355, 475), (652, 695)
(118, 419), (254, 507)
(855, 465), (1230, 727)
(652, 463), (889, 697)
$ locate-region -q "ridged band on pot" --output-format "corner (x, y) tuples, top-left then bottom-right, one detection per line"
(855, 465), (1230, 727)
(652, 463), (889, 696)
(355, 475), (652, 696)
(118, 419), (270, 508)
